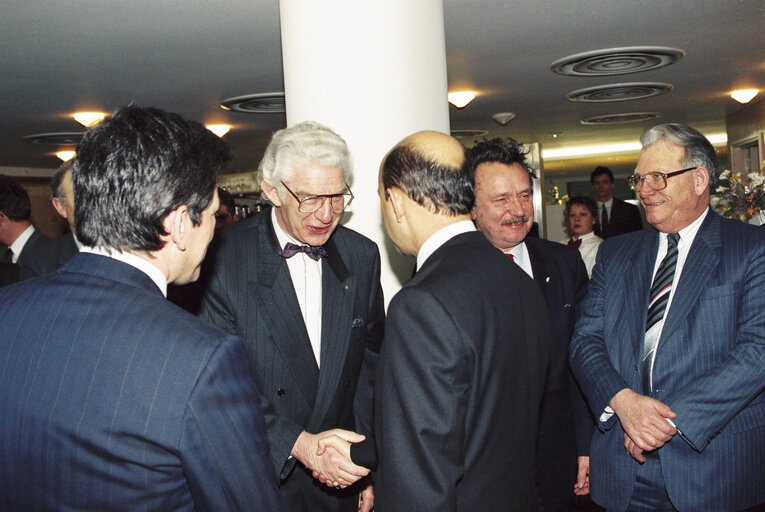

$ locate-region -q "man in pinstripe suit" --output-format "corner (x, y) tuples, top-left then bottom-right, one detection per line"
(0, 106), (285, 511)
(197, 122), (383, 512)
(570, 124), (765, 511)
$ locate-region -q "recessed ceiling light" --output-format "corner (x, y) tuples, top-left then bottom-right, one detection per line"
(55, 150), (76, 161)
(448, 91), (476, 109)
(730, 89), (759, 104)
(549, 132), (563, 139)
(73, 112), (107, 127)
(206, 124), (231, 137)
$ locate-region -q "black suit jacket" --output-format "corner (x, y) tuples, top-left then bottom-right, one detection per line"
(595, 198), (643, 239)
(5, 229), (55, 283)
(375, 231), (549, 511)
(197, 208), (384, 512)
(0, 253), (285, 511)
(19, 231), (78, 277)
(524, 237), (592, 512)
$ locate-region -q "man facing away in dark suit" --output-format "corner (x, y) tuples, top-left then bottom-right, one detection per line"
(373, 130), (549, 511)
(21, 161), (80, 277)
(570, 124), (765, 511)
(591, 166), (644, 239)
(197, 121), (384, 512)
(0, 173), (55, 285)
(469, 137), (593, 512)
(0, 106), (285, 511)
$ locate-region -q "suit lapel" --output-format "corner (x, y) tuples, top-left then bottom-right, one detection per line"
(308, 236), (354, 428)
(661, 212), (720, 344)
(525, 239), (553, 296)
(251, 216), (319, 407)
(622, 232), (659, 363)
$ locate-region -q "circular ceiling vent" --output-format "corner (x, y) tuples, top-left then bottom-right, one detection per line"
(451, 129), (489, 138)
(551, 47), (685, 76)
(22, 132), (83, 146)
(221, 92), (285, 113)
(581, 112), (662, 125)
(567, 82), (673, 102)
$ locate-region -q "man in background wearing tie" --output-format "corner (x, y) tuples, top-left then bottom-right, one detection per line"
(591, 166), (643, 239)
(570, 123), (765, 511)
(198, 121), (383, 512)
(469, 138), (592, 512)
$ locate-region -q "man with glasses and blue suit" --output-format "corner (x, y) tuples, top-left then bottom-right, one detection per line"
(570, 123), (765, 511)
(197, 121), (384, 512)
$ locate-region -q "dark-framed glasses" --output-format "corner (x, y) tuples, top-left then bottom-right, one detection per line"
(627, 166), (696, 191)
(281, 181), (354, 213)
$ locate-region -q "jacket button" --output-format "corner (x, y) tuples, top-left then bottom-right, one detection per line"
(277, 388), (286, 397)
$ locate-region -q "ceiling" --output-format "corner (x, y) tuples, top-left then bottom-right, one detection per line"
(2, 0), (763, 182)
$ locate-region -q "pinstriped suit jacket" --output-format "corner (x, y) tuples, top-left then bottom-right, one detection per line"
(197, 208), (384, 511)
(570, 210), (765, 511)
(0, 253), (285, 511)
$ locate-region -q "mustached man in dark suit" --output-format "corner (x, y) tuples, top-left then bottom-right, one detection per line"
(469, 138), (593, 512)
(570, 124), (765, 511)
(591, 166), (644, 239)
(0, 174), (55, 285)
(373, 131), (549, 511)
(0, 106), (285, 511)
(197, 121), (384, 512)
(21, 161), (80, 277)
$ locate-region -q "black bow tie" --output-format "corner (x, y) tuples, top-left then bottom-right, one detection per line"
(279, 242), (327, 261)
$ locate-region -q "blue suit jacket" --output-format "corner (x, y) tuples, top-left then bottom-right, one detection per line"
(0, 253), (285, 511)
(570, 210), (765, 511)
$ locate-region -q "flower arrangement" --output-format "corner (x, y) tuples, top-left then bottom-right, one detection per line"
(712, 167), (765, 222)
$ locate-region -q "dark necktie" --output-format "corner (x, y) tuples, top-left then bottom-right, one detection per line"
(642, 233), (680, 393)
(600, 204), (609, 231)
(567, 238), (582, 249)
(3, 247), (13, 263)
(279, 242), (327, 261)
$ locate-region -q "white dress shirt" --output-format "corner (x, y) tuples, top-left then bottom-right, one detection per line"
(9, 225), (36, 263)
(417, 220), (476, 270)
(80, 246), (168, 297)
(560, 231), (603, 278)
(506, 241), (534, 279)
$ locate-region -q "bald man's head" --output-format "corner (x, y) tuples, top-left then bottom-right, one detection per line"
(380, 130), (473, 215)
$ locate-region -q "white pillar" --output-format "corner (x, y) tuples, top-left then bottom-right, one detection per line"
(279, 0), (449, 306)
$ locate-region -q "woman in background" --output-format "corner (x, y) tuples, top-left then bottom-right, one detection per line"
(562, 196), (602, 277)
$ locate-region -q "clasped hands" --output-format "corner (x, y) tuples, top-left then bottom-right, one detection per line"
(611, 388), (678, 463)
(292, 429), (369, 489)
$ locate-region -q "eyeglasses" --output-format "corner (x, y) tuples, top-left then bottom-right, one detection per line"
(627, 167), (696, 191)
(281, 181), (354, 213)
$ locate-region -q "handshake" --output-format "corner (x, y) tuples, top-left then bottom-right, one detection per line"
(291, 429), (371, 489)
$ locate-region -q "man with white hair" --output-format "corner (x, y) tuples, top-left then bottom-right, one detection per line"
(198, 121), (384, 512)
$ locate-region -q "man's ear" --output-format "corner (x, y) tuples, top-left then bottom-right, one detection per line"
(387, 187), (407, 223)
(261, 180), (282, 207)
(693, 166), (711, 196)
(51, 197), (67, 219)
(163, 205), (189, 251)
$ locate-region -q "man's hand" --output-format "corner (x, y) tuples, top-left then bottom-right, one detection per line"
(573, 456), (590, 496)
(358, 482), (374, 512)
(610, 388), (677, 454)
(624, 432), (646, 462)
(292, 429), (369, 488)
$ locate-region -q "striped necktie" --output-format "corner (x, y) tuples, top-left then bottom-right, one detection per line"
(642, 233), (680, 393)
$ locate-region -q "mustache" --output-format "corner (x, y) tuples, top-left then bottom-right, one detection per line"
(501, 215), (529, 225)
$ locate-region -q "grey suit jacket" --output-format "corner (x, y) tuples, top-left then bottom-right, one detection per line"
(0, 253), (285, 511)
(197, 208), (384, 510)
(570, 210), (765, 511)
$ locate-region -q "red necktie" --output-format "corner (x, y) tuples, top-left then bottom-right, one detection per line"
(568, 238), (582, 249)
(506, 252), (514, 260)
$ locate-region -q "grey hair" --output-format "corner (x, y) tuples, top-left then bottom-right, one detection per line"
(257, 121), (353, 202)
(50, 160), (73, 202)
(640, 123), (718, 186)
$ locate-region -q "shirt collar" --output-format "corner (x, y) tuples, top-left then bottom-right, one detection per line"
(80, 246), (168, 297)
(417, 220), (476, 270)
(9, 224), (35, 261)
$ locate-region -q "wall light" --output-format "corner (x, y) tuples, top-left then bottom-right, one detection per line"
(73, 112), (107, 127)
(206, 124), (232, 137)
(730, 89), (759, 104)
(448, 91), (476, 109)
(56, 150), (76, 161)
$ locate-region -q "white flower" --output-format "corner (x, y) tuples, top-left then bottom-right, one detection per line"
(748, 172), (765, 188)
(718, 169), (730, 180)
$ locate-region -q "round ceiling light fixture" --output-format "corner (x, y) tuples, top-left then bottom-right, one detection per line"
(551, 47), (685, 77)
(566, 82), (673, 102)
(22, 132), (83, 146)
(580, 112), (662, 125)
(221, 92), (286, 113)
